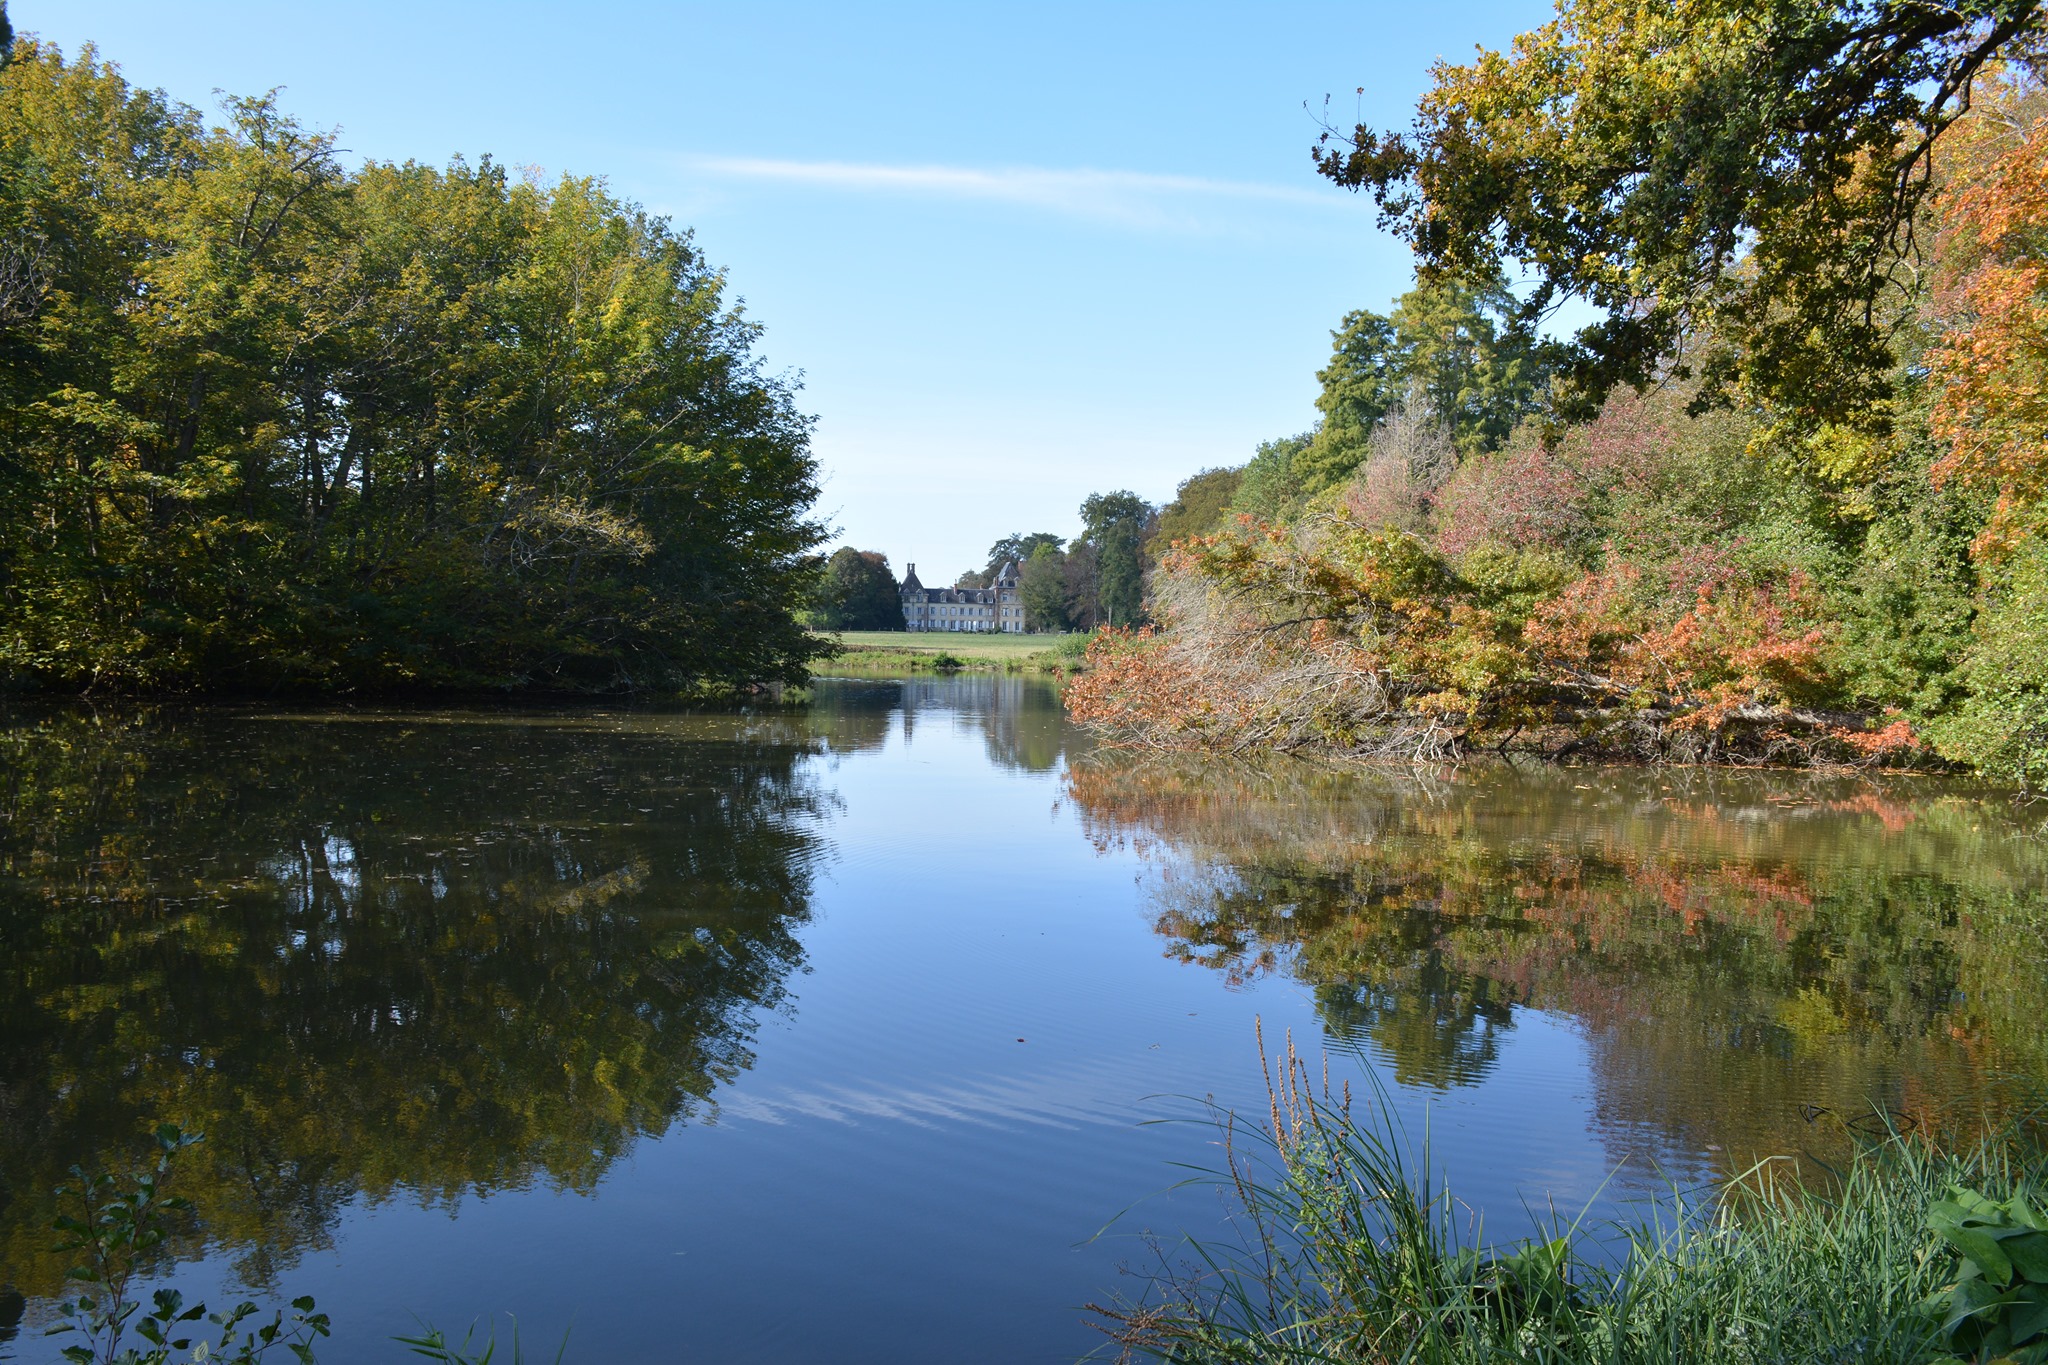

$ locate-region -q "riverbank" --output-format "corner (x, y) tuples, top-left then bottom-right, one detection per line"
(815, 630), (1088, 676)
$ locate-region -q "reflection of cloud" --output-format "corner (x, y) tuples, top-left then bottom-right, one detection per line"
(679, 155), (1341, 229)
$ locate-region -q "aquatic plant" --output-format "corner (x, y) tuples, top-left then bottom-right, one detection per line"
(47, 1126), (329, 1365)
(1092, 1028), (2046, 1364)
(395, 1320), (569, 1365)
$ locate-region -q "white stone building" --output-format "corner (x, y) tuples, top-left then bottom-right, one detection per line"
(899, 560), (1024, 632)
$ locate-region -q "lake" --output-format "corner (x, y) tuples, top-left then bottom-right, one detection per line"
(2, 677), (2044, 1361)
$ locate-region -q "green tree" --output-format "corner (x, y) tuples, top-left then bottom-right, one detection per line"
(1018, 543), (1070, 631)
(1153, 467), (1244, 553)
(811, 547), (901, 630)
(1314, 0), (2044, 425)
(0, 41), (827, 695)
(1296, 275), (1546, 497)
(1391, 272), (1546, 454)
(984, 531), (1062, 581)
(1232, 433), (1312, 523)
(1063, 540), (1102, 629)
(1079, 490), (1155, 627)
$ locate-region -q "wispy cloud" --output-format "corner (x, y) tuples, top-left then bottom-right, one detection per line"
(679, 155), (1342, 230)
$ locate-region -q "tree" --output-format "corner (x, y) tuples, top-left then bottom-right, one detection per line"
(1315, 0), (2046, 425)
(0, 42), (828, 693)
(1079, 490), (1156, 627)
(1018, 543), (1070, 631)
(984, 531), (1062, 581)
(1389, 272), (1547, 454)
(811, 548), (901, 630)
(1153, 468), (1244, 552)
(1063, 540), (1102, 630)
(1233, 434), (1312, 523)
(1919, 73), (2048, 783)
(1295, 274), (1548, 496)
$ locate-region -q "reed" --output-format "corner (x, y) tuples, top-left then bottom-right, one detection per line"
(1091, 1027), (2047, 1364)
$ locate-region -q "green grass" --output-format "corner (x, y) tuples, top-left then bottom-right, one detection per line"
(825, 630), (1086, 659)
(1092, 1033), (2048, 1364)
(812, 630), (1090, 674)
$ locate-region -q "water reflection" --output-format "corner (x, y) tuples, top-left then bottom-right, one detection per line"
(0, 705), (829, 1296)
(1067, 755), (2048, 1173)
(5, 684), (2044, 1361)
(866, 674), (1076, 773)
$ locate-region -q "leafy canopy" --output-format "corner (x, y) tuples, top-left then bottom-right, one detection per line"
(1079, 490), (1157, 628)
(811, 548), (902, 631)
(985, 532), (1063, 581)
(1316, 0), (2045, 425)
(1154, 468), (1244, 551)
(0, 39), (826, 693)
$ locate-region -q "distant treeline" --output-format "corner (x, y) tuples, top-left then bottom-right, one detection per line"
(0, 30), (825, 694)
(807, 491), (1159, 632)
(1069, 2), (2048, 785)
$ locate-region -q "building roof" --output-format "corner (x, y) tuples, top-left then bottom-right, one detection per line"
(901, 573), (1008, 605)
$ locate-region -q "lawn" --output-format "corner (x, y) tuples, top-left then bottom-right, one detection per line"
(822, 630), (1087, 661)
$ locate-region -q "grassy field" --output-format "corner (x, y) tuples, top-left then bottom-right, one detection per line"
(825, 630), (1085, 659)
(811, 630), (1089, 674)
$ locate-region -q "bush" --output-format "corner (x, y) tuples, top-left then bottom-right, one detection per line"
(1931, 533), (2048, 789)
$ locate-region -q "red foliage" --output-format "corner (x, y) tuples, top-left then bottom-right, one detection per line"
(1433, 444), (1589, 556)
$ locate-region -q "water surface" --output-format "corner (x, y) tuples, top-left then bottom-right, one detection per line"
(1, 678), (2043, 1360)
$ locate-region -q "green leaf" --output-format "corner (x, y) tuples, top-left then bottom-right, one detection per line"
(1938, 1219), (2016, 1285)
(2010, 1285), (2048, 1345)
(2012, 1231), (2048, 1285)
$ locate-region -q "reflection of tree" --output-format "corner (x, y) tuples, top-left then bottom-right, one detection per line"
(1069, 754), (2048, 1165)
(0, 706), (829, 1297)
(1143, 860), (1515, 1090)
(886, 676), (1075, 773)
(799, 680), (896, 756)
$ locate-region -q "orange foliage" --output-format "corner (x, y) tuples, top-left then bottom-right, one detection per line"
(1928, 104), (2048, 556)
(1069, 513), (1897, 762)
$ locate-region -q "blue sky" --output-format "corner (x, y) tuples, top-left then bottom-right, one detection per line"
(25, 1), (1552, 578)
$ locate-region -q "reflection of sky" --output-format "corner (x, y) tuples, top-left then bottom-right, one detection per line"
(92, 683), (1770, 1364)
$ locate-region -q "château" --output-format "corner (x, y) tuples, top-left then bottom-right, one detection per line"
(899, 561), (1024, 632)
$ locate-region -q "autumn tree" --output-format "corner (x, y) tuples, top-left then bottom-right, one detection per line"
(1919, 70), (2048, 783)
(1316, 0), (2045, 425)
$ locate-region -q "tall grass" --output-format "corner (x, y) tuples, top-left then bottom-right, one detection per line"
(1091, 1027), (2046, 1364)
